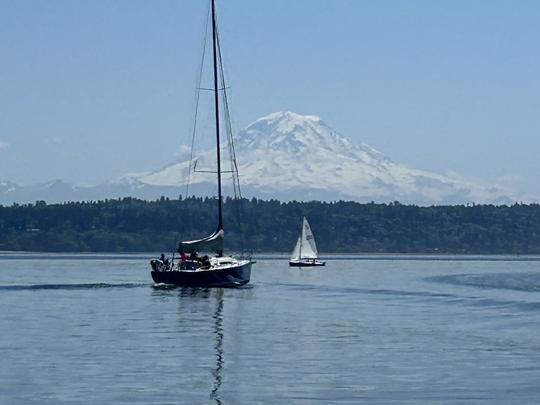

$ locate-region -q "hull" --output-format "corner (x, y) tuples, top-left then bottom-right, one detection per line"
(151, 260), (252, 287)
(289, 259), (326, 267)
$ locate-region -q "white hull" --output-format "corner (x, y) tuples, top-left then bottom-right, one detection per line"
(289, 259), (326, 267)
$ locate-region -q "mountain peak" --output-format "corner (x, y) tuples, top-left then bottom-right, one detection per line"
(257, 111), (322, 124)
(238, 111), (383, 164)
(248, 111), (323, 135)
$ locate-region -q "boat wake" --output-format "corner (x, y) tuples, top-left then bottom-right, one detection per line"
(264, 281), (458, 300)
(262, 281), (540, 312)
(428, 272), (540, 293)
(0, 282), (148, 292)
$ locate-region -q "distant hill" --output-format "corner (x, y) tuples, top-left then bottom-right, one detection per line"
(1, 197), (540, 254)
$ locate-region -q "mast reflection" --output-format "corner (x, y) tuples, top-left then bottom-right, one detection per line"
(150, 286), (226, 403)
(210, 289), (224, 404)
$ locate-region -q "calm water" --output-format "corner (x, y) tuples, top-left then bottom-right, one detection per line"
(1, 254), (540, 404)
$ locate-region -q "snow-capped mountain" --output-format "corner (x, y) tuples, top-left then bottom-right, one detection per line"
(0, 111), (518, 205)
(125, 111), (513, 204)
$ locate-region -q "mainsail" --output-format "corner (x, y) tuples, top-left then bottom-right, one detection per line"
(300, 217), (318, 259)
(180, 229), (224, 253)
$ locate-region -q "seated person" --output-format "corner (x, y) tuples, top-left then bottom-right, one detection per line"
(177, 246), (188, 262)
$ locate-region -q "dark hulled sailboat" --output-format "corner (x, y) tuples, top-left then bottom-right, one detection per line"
(150, 0), (253, 287)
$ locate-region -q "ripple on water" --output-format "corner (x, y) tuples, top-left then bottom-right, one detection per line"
(428, 272), (540, 293)
(0, 283), (148, 291)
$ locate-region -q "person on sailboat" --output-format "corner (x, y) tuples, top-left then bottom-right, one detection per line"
(160, 253), (171, 268)
(176, 246), (188, 262)
(201, 254), (211, 268)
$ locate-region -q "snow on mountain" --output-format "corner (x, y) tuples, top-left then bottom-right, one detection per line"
(0, 111), (517, 205)
(128, 111), (513, 205)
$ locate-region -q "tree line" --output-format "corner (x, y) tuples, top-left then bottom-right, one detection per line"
(1, 197), (540, 254)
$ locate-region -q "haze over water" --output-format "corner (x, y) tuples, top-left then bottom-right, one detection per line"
(1, 254), (540, 404)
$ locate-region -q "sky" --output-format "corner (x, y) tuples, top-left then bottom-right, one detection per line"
(1, 0), (539, 196)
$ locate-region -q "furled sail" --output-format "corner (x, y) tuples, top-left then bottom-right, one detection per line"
(290, 236), (302, 261)
(180, 229), (224, 253)
(300, 217), (318, 259)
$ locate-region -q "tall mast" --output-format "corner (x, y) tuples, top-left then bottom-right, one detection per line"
(211, 0), (223, 231)
(299, 225), (303, 259)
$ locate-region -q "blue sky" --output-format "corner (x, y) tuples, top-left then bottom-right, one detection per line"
(1, 0), (539, 196)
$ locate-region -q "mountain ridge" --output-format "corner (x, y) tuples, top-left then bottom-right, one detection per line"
(0, 111), (519, 205)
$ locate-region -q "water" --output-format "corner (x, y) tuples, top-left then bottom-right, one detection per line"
(1, 254), (540, 404)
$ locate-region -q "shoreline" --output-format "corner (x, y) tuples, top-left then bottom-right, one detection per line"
(2, 251), (540, 262)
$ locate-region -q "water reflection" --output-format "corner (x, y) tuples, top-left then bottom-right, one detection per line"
(211, 289), (224, 404)
(151, 286), (225, 403)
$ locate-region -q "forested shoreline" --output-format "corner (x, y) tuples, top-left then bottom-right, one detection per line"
(1, 197), (540, 254)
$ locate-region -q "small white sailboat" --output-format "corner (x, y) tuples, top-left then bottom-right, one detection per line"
(289, 217), (326, 267)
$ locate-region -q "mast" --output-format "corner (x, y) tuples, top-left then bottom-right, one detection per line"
(211, 0), (223, 231)
(299, 223), (303, 259)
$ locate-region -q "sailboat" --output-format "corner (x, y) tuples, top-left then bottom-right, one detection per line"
(150, 0), (253, 287)
(289, 217), (326, 267)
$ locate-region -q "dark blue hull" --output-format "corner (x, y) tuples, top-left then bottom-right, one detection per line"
(151, 261), (252, 287)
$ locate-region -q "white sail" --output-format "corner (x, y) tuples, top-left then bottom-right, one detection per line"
(290, 236), (302, 261)
(180, 229), (224, 253)
(300, 217), (318, 259)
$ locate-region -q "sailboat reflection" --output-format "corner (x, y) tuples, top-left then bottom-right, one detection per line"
(151, 286), (227, 403)
(210, 289), (224, 404)
(176, 288), (225, 404)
